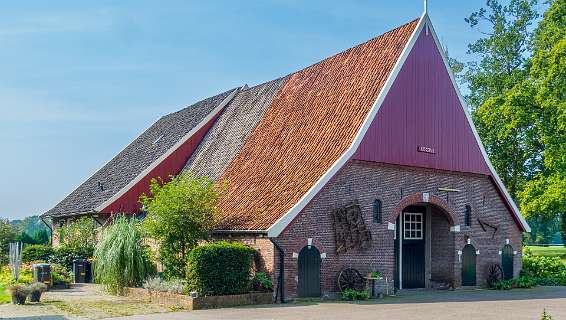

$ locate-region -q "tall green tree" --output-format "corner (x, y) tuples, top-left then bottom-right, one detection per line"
(463, 0), (541, 199)
(519, 0), (566, 244)
(140, 173), (221, 279)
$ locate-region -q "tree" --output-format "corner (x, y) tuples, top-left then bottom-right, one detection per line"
(0, 218), (18, 265)
(463, 0), (539, 109)
(140, 173), (221, 279)
(57, 216), (97, 254)
(463, 0), (541, 200)
(519, 0), (566, 244)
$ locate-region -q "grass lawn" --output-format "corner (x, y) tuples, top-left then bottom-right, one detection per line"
(526, 245), (566, 265)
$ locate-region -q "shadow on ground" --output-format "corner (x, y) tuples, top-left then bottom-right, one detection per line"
(239, 286), (566, 310)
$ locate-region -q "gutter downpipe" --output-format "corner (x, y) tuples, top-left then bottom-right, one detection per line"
(269, 238), (285, 303)
(39, 216), (53, 246)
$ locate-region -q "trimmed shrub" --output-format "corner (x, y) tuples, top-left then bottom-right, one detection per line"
(341, 288), (369, 301)
(186, 241), (255, 296)
(22, 245), (54, 263)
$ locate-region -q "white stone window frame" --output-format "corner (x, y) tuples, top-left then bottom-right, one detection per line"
(403, 212), (423, 240)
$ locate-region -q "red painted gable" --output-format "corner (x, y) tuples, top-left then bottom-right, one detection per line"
(99, 110), (224, 214)
(353, 28), (490, 176)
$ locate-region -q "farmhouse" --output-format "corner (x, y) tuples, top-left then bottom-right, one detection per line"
(42, 11), (529, 299)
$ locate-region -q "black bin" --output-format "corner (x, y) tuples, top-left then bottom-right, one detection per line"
(73, 259), (92, 283)
(33, 263), (52, 286)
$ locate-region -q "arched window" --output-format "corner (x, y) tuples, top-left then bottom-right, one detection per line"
(465, 205), (472, 226)
(373, 199), (382, 223)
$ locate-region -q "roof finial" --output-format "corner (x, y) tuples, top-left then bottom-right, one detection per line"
(424, 0), (428, 14)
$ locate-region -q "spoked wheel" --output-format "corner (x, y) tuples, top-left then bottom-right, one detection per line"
(338, 268), (365, 292)
(487, 264), (503, 288)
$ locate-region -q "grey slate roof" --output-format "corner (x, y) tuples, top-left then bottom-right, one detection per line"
(184, 78), (286, 180)
(42, 89), (235, 218)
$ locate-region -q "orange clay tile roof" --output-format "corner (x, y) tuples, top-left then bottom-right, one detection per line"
(215, 19), (419, 230)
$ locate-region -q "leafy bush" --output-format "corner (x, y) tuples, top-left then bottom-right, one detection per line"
(516, 275), (536, 288)
(186, 241), (255, 296)
(341, 288), (369, 301)
(51, 263), (72, 286)
(522, 255), (566, 279)
(251, 272), (273, 292)
(492, 279), (514, 290)
(141, 174), (221, 279)
(0, 265), (33, 285)
(49, 245), (93, 271)
(522, 254), (566, 285)
(22, 245), (54, 263)
(94, 216), (155, 295)
(143, 276), (185, 294)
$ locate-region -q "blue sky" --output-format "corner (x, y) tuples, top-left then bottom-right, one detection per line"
(0, 1), (501, 219)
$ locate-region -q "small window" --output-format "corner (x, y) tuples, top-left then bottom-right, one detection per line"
(373, 199), (382, 223)
(404, 212), (423, 240)
(465, 205), (472, 226)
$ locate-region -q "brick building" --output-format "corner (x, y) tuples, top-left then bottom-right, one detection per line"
(43, 12), (529, 299)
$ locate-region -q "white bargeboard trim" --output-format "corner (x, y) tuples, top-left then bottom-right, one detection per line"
(95, 87), (240, 212)
(267, 14), (428, 238)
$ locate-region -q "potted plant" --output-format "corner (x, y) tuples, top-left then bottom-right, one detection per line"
(28, 282), (48, 302)
(7, 284), (30, 305)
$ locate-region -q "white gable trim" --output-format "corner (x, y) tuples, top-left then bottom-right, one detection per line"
(95, 87), (241, 212)
(267, 15), (428, 238)
(423, 15), (530, 232)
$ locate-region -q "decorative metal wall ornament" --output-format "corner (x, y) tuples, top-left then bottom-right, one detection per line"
(332, 201), (372, 253)
(477, 218), (499, 238)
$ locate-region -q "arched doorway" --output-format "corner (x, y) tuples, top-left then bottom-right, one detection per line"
(393, 200), (455, 289)
(502, 244), (514, 280)
(462, 244), (477, 286)
(298, 245), (321, 297)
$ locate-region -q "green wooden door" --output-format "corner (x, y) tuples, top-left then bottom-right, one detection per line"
(462, 244), (476, 286)
(298, 246), (321, 297)
(502, 245), (514, 280)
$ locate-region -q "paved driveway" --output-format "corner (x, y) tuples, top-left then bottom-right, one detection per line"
(110, 286), (566, 320)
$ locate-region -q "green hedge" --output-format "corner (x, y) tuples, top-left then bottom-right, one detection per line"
(22, 245), (54, 263)
(186, 241), (255, 296)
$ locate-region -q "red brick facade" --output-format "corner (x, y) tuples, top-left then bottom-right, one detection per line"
(266, 160), (523, 299)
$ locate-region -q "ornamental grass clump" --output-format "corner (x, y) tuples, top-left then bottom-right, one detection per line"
(28, 282), (47, 302)
(94, 216), (155, 295)
(7, 284), (29, 305)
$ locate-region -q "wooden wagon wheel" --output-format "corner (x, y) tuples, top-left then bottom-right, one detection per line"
(487, 264), (503, 288)
(338, 268), (365, 292)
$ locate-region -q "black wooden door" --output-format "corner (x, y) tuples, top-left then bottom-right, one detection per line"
(502, 245), (514, 280)
(402, 208), (425, 288)
(402, 242), (425, 288)
(462, 244), (476, 286)
(298, 246), (321, 297)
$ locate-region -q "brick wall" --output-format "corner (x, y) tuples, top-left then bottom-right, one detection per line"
(273, 160), (523, 298)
